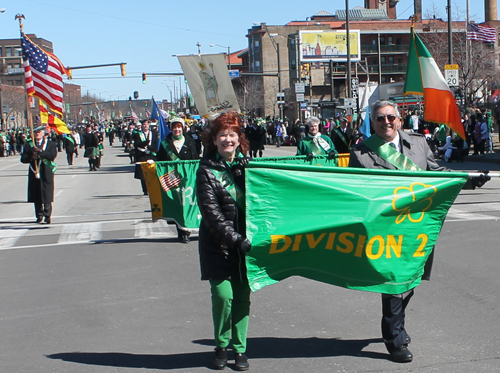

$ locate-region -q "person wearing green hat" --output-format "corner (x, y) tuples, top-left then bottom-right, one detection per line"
(20, 126), (58, 224)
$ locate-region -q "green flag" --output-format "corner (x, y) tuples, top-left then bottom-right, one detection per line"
(245, 163), (468, 294)
(144, 155), (340, 228)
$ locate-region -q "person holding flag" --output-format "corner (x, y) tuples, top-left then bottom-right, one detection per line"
(20, 126), (58, 224)
(296, 116), (337, 158)
(349, 100), (490, 363)
(196, 112), (251, 371)
(133, 119), (158, 195)
(157, 117), (198, 243)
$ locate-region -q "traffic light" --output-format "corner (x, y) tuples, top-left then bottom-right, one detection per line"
(300, 64), (304, 78)
(142, 73), (146, 84)
(120, 63), (126, 77)
(67, 69), (73, 79)
(304, 63), (310, 77)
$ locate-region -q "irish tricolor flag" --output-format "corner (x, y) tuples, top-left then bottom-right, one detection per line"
(404, 27), (465, 139)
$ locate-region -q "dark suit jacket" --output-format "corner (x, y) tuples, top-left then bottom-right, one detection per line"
(20, 139), (57, 203)
(331, 125), (355, 154)
(349, 130), (445, 171)
(133, 129), (159, 162)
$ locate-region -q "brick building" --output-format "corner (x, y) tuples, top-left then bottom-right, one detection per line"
(244, 1), (500, 120)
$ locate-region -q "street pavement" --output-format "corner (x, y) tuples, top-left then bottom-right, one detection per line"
(0, 141), (499, 372)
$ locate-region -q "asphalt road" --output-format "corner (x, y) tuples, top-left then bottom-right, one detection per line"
(0, 142), (499, 372)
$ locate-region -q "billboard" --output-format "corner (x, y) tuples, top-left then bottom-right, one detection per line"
(299, 30), (361, 62)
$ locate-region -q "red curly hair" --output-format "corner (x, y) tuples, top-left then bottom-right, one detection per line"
(201, 112), (250, 156)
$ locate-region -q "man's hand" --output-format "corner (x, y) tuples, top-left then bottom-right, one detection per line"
(328, 151), (337, 160)
(471, 170), (491, 189)
(307, 153), (314, 161)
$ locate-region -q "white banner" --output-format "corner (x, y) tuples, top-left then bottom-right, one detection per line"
(177, 54), (240, 119)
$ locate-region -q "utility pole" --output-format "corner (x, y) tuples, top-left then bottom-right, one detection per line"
(346, 0), (351, 98)
(447, 0), (453, 64)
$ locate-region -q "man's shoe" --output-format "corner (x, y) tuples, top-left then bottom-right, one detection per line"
(213, 347), (227, 370)
(36, 217), (43, 223)
(389, 345), (413, 363)
(179, 234), (189, 244)
(44, 217), (51, 224)
(234, 353), (249, 371)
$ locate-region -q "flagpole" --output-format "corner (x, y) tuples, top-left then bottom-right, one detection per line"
(466, 0), (470, 106)
(17, 14), (39, 175)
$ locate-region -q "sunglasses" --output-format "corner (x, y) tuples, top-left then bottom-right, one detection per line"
(376, 114), (398, 122)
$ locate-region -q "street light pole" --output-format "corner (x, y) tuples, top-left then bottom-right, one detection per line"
(209, 44), (231, 70)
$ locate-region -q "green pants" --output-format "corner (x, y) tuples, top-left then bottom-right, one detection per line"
(210, 279), (251, 353)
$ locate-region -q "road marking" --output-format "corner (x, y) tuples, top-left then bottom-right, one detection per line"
(135, 219), (176, 238)
(0, 163), (18, 171)
(58, 222), (102, 244)
(446, 207), (498, 222)
(0, 229), (29, 249)
(55, 190), (64, 197)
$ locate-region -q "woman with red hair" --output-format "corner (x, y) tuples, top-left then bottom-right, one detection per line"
(196, 112), (252, 371)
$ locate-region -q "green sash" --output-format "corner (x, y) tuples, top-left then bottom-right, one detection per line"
(211, 168), (245, 210)
(162, 139), (179, 161)
(66, 135), (75, 145)
(302, 138), (325, 155)
(333, 127), (348, 146)
(42, 158), (57, 174)
(363, 135), (421, 171)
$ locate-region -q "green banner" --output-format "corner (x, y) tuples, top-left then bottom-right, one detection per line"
(147, 155), (339, 228)
(244, 163), (468, 294)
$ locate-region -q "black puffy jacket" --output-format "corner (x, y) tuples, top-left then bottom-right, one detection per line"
(196, 153), (247, 281)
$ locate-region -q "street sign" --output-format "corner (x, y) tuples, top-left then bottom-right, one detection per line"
(277, 92), (285, 104)
(295, 83), (305, 93)
(344, 98), (356, 108)
(444, 64), (459, 87)
(229, 70), (240, 78)
(296, 93), (305, 102)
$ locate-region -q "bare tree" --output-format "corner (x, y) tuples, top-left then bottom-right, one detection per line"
(235, 76), (265, 117)
(1, 85), (26, 128)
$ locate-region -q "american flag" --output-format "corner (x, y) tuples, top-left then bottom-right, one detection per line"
(159, 170), (181, 192)
(467, 23), (496, 43)
(22, 32), (68, 116)
(130, 108), (139, 121)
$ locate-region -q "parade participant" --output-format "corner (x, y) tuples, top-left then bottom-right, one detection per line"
(133, 119), (158, 195)
(93, 124), (104, 168)
(349, 100), (490, 363)
(63, 130), (76, 165)
(123, 122), (136, 163)
(330, 116), (355, 154)
(296, 116), (337, 157)
(157, 117), (198, 243)
(20, 126), (57, 224)
(82, 124), (99, 171)
(196, 112), (252, 371)
(73, 128), (81, 158)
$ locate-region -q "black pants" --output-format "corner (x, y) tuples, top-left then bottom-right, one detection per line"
(35, 203), (52, 219)
(381, 289), (414, 350)
(66, 152), (74, 165)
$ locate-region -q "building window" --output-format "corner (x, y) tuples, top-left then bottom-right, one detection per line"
(388, 56), (394, 64)
(14, 63), (21, 68)
(381, 56), (386, 64)
(14, 49), (22, 56)
(5, 47), (12, 57)
(0, 47), (2, 57)
(15, 80), (22, 85)
(396, 38), (402, 45)
(388, 36), (394, 45)
(254, 40), (260, 49)
(380, 36), (386, 45)
(7, 64), (13, 69)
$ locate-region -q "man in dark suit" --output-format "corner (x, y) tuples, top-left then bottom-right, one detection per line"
(21, 126), (58, 224)
(133, 119), (158, 195)
(330, 116), (355, 154)
(349, 100), (489, 363)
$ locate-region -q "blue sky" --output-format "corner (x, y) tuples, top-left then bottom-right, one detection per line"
(0, 0), (488, 103)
